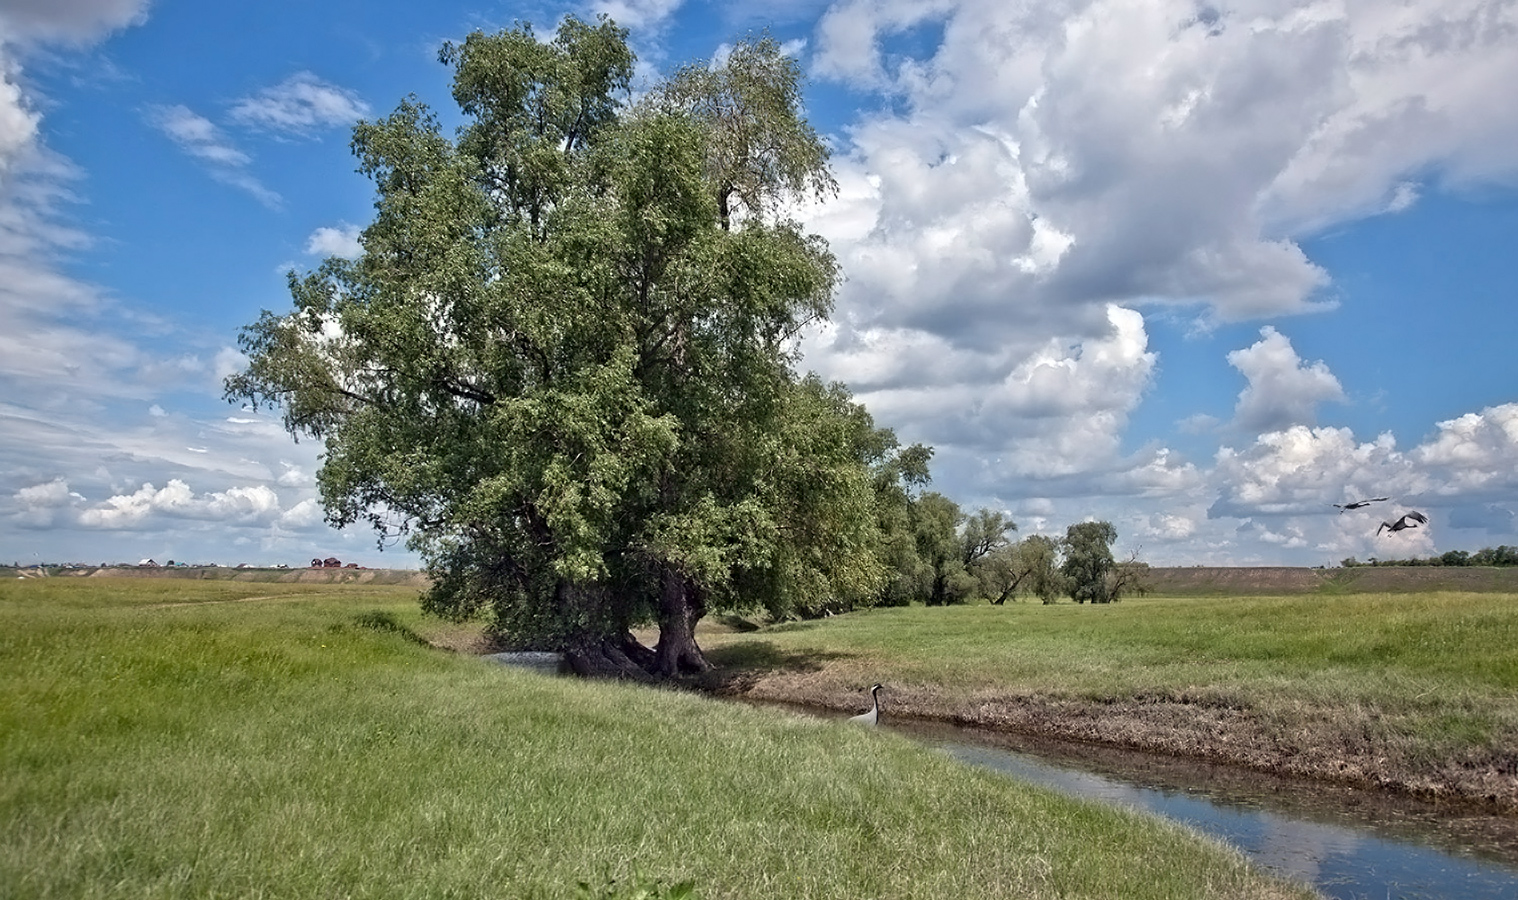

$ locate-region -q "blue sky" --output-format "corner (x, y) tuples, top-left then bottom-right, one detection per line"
(3, 0), (1516, 569)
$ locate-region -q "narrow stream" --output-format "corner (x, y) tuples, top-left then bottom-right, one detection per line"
(890, 718), (1518, 900)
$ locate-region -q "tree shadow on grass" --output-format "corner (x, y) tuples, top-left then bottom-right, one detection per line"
(695, 640), (853, 694)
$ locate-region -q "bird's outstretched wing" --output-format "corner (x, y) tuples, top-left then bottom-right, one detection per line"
(1333, 497), (1390, 512)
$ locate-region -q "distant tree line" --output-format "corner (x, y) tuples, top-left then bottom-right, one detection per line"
(857, 490), (1147, 611)
(1341, 546), (1518, 568)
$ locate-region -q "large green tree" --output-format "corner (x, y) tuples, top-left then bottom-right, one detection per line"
(1061, 520), (1119, 604)
(226, 19), (879, 677)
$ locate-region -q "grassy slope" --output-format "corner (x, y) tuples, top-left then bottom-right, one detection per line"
(702, 594), (1518, 807)
(0, 579), (1311, 900)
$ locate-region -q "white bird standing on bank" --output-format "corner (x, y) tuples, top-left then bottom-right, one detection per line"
(848, 683), (884, 725)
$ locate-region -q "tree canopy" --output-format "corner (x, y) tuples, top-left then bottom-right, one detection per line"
(1061, 521), (1118, 604)
(227, 19), (914, 677)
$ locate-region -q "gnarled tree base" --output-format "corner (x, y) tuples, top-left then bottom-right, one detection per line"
(561, 628), (714, 682)
(564, 633), (659, 682)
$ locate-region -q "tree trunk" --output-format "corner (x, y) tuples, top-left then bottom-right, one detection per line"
(555, 579), (658, 681)
(928, 570), (949, 606)
(990, 571), (1027, 605)
(654, 566), (713, 677)
(565, 633), (657, 682)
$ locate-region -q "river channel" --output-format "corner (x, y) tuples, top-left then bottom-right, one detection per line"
(901, 718), (1517, 899)
(755, 701), (1518, 899)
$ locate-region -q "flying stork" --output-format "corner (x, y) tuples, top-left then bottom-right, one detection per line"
(1376, 511), (1429, 536)
(1333, 497), (1389, 513)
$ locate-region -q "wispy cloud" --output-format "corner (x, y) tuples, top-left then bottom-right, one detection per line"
(229, 72), (369, 135)
(148, 104), (247, 165)
(0, 1), (385, 567)
(146, 104), (282, 208)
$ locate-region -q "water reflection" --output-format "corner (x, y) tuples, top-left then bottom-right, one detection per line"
(899, 721), (1518, 900)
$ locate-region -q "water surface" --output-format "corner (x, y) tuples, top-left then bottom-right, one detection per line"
(892, 718), (1518, 900)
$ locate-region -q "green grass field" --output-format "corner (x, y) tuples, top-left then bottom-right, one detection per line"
(0, 578), (1313, 899)
(702, 592), (1518, 804)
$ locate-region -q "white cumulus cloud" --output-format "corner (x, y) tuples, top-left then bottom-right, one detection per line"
(1411, 404), (1518, 498)
(802, 0), (1518, 409)
(305, 223), (363, 259)
(1227, 326), (1345, 432)
(1210, 426), (1406, 518)
(78, 479), (284, 529)
(0, 52), (40, 180)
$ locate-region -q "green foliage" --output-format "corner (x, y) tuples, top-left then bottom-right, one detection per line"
(1107, 557), (1150, 601)
(1472, 545), (1518, 566)
(913, 492), (965, 606)
(979, 534), (1063, 604)
(867, 443), (933, 608)
(863, 491), (1020, 608)
(654, 32), (837, 231)
(962, 508), (1016, 567)
(1061, 521), (1118, 604)
(227, 18), (891, 663)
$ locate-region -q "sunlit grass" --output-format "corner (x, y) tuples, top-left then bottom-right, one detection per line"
(0, 579), (1313, 899)
(728, 592), (1518, 692)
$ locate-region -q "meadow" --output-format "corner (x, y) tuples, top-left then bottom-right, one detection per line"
(701, 592), (1518, 808)
(0, 577), (1313, 900)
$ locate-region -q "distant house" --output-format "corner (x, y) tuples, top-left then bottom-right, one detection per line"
(138, 559), (159, 567)
(323, 557), (342, 568)
(311, 558), (323, 568)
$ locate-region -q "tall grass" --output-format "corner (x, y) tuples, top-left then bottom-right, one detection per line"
(0, 579), (1313, 899)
